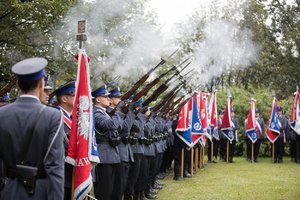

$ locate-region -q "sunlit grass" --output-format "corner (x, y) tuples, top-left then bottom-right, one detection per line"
(157, 157), (300, 200)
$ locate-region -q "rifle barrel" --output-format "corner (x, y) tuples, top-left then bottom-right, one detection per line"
(0, 79), (17, 97)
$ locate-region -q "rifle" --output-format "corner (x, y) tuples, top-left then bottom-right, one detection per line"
(121, 49), (178, 101)
(159, 85), (184, 113)
(131, 57), (190, 102)
(0, 78), (17, 97)
(170, 95), (193, 115)
(151, 86), (181, 112)
(141, 61), (191, 107)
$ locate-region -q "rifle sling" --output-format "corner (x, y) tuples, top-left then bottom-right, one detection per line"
(19, 106), (46, 164)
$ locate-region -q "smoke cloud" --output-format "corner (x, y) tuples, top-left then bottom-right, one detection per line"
(53, 0), (260, 87)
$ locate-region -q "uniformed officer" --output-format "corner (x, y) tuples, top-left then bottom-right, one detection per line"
(124, 98), (145, 200)
(107, 87), (135, 200)
(93, 85), (124, 200)
(40, 75), (52, 105)
(0, 92), (10, 197)
(54, 80), (76, 200)
(228, 108), (238, 163)
(287, 127), (297, 162)
(0, 93), (10, 107)
(152, 112), (165, 189)
(296, 129), (300, 163)
(171, 114), (184, 181)
(160, 114), (174, 175)
(0, 57), (64, 199)
(274, 107), (289, 163)
(218, 111), (225, 161)
(254, 109), (264, 162)
(135, 107), (157, 200)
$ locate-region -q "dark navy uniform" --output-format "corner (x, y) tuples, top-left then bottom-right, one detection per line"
(254, 115), (264, 162)
(218, 115), (226, 161)
(0, 93), (10, 198)
(296, 133), (300, 163)
(228, 116), (238, 162)
(0, 58), (65, 199)
(160, 116), (174, 173)
(244, 119), (251, 161)
(274, 107), (289, 163)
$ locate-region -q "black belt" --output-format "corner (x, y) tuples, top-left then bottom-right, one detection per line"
(96, 137), (110, 144)
(6, 169), (46, 179)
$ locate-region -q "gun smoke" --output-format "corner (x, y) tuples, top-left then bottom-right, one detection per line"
(53, 0), (260, 88)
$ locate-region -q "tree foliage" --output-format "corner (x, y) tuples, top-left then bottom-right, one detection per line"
(0, 0), (75, 89)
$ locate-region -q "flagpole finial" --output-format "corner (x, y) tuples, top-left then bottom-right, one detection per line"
(271, 90), (276, 97)
(77, 20), (87, 49)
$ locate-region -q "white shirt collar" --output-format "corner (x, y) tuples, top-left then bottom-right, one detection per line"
(19, 94), (40, 102)
(59, 106), (71, 118)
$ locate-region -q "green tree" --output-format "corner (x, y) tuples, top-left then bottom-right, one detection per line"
(0, 0), (75, 90)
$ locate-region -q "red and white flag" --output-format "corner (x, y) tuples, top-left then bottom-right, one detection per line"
(210, 92), (218, 130)
(266, 98), (281, 143)
(199, 92), (208, 133)
(290, 90), (300, 135)
(176, 97), (191, 132)
(221, 96), (235, 142)
(66, 49), (99, 200)
(246, 98), (257, 143)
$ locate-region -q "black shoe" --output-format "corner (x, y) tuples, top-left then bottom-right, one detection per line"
(154, 179), (164, 186)
(212, 160), (217, 163)
(278, 159), (283, 163)
(124, 195), (134, 200)
(184, 172), (192, 178)
(141, 191), (150, 200)
(173, 176), (183, 181)
(157, 172), (167, 179)
(273, 159), (277, 163)
(184, 170), (192, 178)
(145, 192), (157, 199)
(152, 183), (163, 190)
(229, 160), (235, 163)
(133, 192), (141, 200)
(149, 188), (158, 195)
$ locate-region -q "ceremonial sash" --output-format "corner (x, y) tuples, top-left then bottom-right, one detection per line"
(63, 115), (72, 144)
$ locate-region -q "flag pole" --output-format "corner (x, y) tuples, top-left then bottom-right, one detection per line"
(181, 147), (184, 178)
(226, 140), (229, 163)
(190, 148), (194, 176)
(70, 20), (88, 200)
(202, 145), (205, 166)
(252, 143), (254, 163)
(200, 147), (202, 168)
(199, 147), (202, 168)
(195, 147), (199, 173)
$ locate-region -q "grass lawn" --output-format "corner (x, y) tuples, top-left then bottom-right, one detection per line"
(157, 157), (300, 200)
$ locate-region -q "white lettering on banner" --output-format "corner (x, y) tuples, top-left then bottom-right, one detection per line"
(76, 157), (91, 167)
